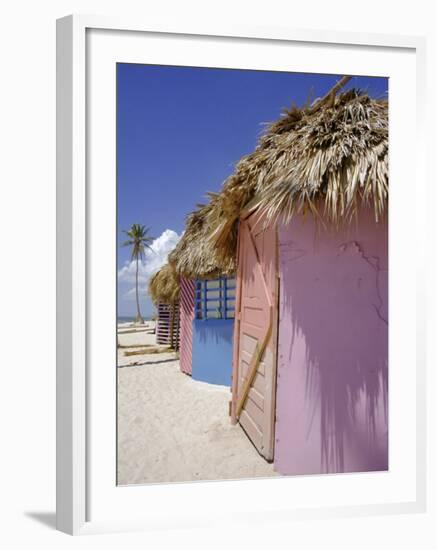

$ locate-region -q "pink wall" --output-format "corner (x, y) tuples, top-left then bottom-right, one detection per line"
(179, 277), (195, 375)
(156, 302), (180, 346)
(274, 209), (388, 475)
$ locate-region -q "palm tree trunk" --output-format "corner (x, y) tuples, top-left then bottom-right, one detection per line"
(135, 256), (144, 324)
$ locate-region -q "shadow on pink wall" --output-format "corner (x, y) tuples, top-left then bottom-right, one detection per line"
(274, 211), (388, 475)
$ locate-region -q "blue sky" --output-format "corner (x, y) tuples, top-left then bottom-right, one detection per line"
(117, 64), (388, 318)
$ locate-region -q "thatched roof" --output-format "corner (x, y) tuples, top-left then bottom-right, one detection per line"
(170, 80), (388, 279)
(148, 263), (180, 304)
(207, 86), (388, 264)
(168, 200), (236, 280)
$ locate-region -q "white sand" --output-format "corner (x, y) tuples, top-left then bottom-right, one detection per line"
(117, 321), (278, 485)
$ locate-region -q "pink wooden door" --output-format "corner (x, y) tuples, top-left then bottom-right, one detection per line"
(231, 211), (278, 461)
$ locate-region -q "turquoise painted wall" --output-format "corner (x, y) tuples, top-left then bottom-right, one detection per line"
(191, 319), (234, 386)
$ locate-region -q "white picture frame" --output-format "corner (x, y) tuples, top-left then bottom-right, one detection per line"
(56, 14), (427, 536)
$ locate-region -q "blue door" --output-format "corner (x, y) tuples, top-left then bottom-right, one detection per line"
(191, 277), (235, 386)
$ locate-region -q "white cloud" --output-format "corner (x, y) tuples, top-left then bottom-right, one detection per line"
(118, 229), (181, 296)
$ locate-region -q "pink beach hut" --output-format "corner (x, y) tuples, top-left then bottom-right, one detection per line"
(148, 264), (180, 350)
(155, 301), (180, 347)
(208, 87), (389, 475)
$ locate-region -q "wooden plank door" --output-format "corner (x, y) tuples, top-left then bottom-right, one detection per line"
(231, 211), (278, 461)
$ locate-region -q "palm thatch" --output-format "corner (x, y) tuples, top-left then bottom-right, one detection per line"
(168, 80), (387, 280)
(207, 86), (388, 268)
(148, 263), (180, 305)
(168, 200), (236, 280)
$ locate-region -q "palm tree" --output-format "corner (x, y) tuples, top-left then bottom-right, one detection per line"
(122, 224), (154, 324)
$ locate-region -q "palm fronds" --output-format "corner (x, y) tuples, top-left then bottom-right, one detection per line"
(206, 88), (388, 270)
(169, 85), (388, 280)
(122, 224), (154, 260)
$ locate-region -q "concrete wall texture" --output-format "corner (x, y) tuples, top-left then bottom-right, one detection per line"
(274, 209), (388, 475)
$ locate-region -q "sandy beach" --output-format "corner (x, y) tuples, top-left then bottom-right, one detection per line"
(117, 320), (278, 485)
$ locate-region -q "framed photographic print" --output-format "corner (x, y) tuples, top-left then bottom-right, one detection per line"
(56, 15), (427, 535)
